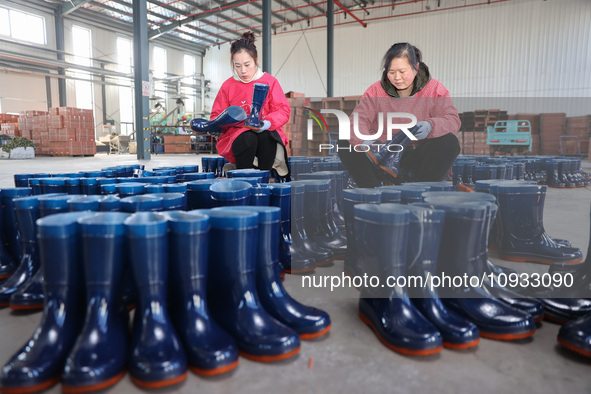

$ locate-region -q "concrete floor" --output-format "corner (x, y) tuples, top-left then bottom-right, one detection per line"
(0, 152), (590, 394)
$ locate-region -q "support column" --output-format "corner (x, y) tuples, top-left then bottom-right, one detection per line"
(133, 0), (151, 160)
(327, 0), (334, 97)
(262, 0), (271, 73)
(54, 11), (67, 107)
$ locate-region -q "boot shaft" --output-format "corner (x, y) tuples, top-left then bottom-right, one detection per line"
(167, 211), (210, 286)
(354, 203), (410, 297)
(125, 212), (169, 290)
(37, 212), (95, 287)
(186, 179), (221, 210)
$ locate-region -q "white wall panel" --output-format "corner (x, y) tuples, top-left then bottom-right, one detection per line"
(205, 0), (590, 115)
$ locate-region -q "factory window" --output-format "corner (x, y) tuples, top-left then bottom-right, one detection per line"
(153, 46), (167, 109)
(72, 25), (93, 111)
(0, 7), (46, 45)
(117, 36), (134, 135)
(183, 54), (196, 115)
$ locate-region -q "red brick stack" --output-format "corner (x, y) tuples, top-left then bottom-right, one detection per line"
(284, 92), (309, 157)
(539, 113), (566, 156)
(566, 115), (590, 155)
(19, 108), (96, 156)
(0, 114), (21, 137)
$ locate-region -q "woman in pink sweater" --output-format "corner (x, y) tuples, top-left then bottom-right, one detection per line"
(211, 32), (290, 178)
(338, 42), (461, 187)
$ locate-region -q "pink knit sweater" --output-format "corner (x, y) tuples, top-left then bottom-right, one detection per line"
(212, 72), (290, 163)
(348, 79), (460, 146)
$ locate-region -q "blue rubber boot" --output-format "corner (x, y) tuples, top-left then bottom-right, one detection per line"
(226, 206), (331, 339)
(61, 212), (131, 393)
(0, 194), (16, 281)
(462, 161), (476, 187)
(210, 180), (253, 207)
(167, 211), (238, 376)
(546, 160), (565, 188)
(302, 180), (347, 260)
(530, 203), (591, 324)
(298, 172), (346, 232)
(557, 312), (591, 358)
(495, 184), (582, 264)
(120, 195), (164, 213)
(206, 209), (301, 362)
(1, 188), (32, 265)
(164, 183), (188, 210)
(377, 187), (401, 203)
(0, 196), (45, 308)
(67, 195), (103, 212)
(39, 178), (69, 195)
(99, 195), (121, 212)
(558, 160), (575, 188)
(0, 212), (92, 394)
(250, 186), (270, 206)
(9, 194), (74, 311)
(364, 129), (415, 175)
(243, 83), (270, 130)
(290, 181), (332, 268)
(425, 198), (536, 340)
(190, 106), (247, 136)
(78, 178), (98, 195)
(267, 184), (315, 275)
(143, 193), (185, 211)
(342, 189), (382, 278)
(115, 182), (147, 198)
(423, 191), (545, 323)
(186, 179), (221, 210)
(125, 212), (188, 389)
(404, 205), (480, 349)
(355, 204), (443, 356)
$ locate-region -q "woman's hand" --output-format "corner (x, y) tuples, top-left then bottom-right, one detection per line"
(254, 120), (271, 133)
(414, 121), (432, 140)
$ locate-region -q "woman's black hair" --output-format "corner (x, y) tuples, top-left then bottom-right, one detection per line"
(382, 42), (421, 77)
(230, 31), (258, 60)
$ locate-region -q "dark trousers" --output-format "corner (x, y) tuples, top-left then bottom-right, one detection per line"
(337, 133), (460, 188)
(232, 130), (278, 170)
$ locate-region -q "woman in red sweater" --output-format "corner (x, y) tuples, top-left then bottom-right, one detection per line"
(338, 42), (461, 187)
(211, 32), (290, 178)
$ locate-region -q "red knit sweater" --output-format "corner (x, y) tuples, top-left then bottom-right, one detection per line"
(211, 73), (290, 163)
(348, 79), (460, 146)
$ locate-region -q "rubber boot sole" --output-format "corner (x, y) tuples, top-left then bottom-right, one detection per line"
(497, 253), (583, 265)
(479, 329), (535, 341)
(131, 371), (187, 390)
(557, 337), (591, 358)
(443, 338), (480, 350)
(359, 311), (443, 356)
(189, 359), (239, 377)
(543, 313), (569, 325)
(239, 346), (300, 362)
(285, 266), (316, 275)
(62, 370), (126, 393)
(300, 324), (332, 340)
(0, 376), (60, 394)
(9, 302), (43, 311)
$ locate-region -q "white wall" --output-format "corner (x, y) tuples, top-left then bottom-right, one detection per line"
(204, 0), (591, 115)
(0, 3), (203, 135)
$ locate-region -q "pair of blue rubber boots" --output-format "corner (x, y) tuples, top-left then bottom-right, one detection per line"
(354, 196), (539, 356)
(190, 83), (269, 135)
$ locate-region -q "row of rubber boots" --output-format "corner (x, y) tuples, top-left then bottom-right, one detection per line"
(0, 204), (331, 393)
(1, 167), (288, 310)
(346, 191), (543, 356)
